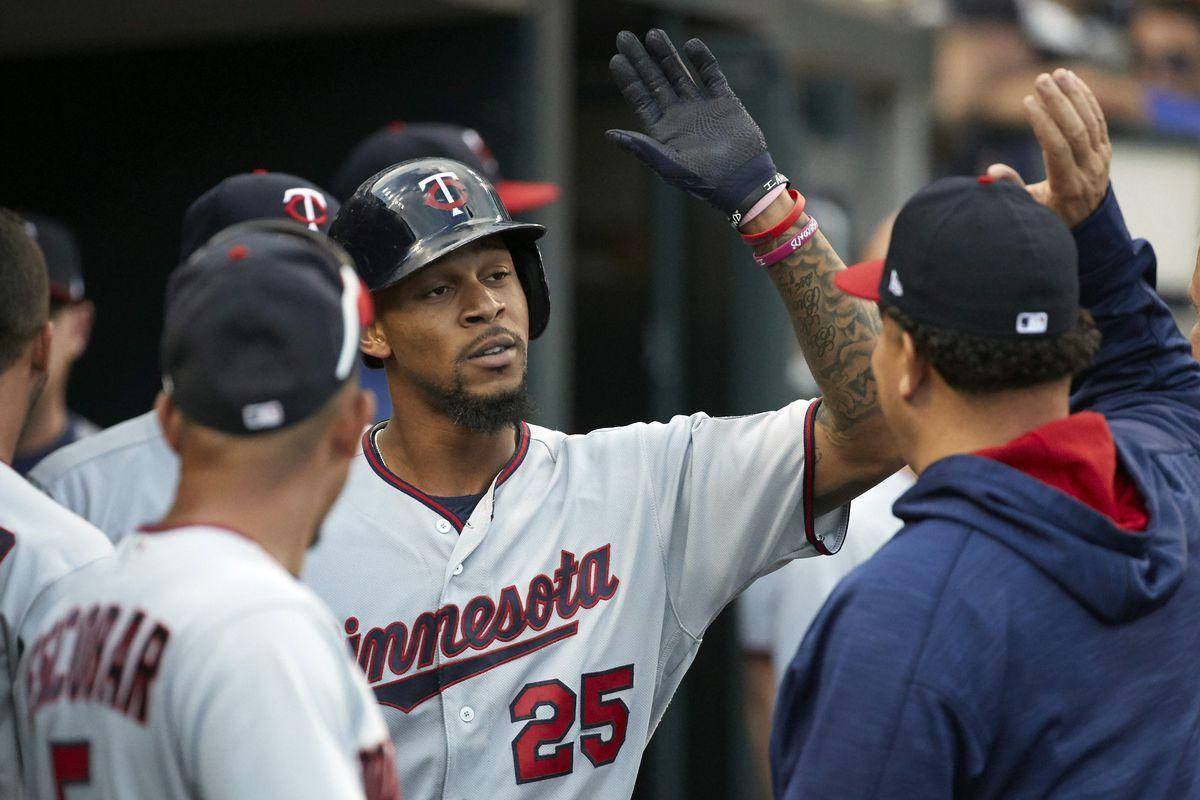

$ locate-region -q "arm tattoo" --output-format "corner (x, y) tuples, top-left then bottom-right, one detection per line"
(754, 214), (883, 443)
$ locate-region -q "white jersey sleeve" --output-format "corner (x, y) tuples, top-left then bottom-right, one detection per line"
(27, 411), (177, 541)
(0, 462), (112, 799)
(736, 469), (915, 675)
(181, 607), (398, 800)
(638, 398), (849, 636)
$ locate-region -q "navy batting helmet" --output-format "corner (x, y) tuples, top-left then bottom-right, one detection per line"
(330, 158), (550, 349)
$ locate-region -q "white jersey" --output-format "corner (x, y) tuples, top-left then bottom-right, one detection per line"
(18, 525), (400, 800)
(737, 469), (915, 677)
(303, 398), (847, 799)
(0, 461), (111, 799)
(28, 411), (176, 542)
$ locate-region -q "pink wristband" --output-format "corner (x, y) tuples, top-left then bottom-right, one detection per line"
(739, 184), (789, 228)
(753, 216), (819, 268)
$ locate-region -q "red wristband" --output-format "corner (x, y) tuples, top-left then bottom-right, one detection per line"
(740, 189), (806, 244)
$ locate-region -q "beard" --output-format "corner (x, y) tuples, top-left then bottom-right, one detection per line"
(413, 368), (535, 434)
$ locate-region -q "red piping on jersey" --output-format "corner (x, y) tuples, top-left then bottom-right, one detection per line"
(802, 398), (832, 555)
(361, 420), (531, 532)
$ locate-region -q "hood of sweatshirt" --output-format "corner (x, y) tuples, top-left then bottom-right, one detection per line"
(894, 412), (1183, 623)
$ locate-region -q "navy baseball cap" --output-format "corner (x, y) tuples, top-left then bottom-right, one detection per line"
(331, 122), (560, 212)
(836, 176), (1079, 338)
(179, 171), (340, 261)
(162, 221), (373, 435)
(21, 212), (84, 304)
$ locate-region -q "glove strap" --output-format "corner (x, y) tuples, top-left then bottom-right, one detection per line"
(729, 171), (788, 228)
(753, 216), (819, 268)
(740, 189), (806, 244)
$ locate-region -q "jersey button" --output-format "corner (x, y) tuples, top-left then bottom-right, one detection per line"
(436, 519), (452, 534)
(459, 706), (475, 723)
(452, 563), (464, 576)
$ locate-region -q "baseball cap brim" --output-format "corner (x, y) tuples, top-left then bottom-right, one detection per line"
(496, 180), (561, 214)
(834, 259), (884, 302)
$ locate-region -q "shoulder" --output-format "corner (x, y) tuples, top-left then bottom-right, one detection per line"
(0, 467), (112, 569)
(29, 411), (167, 487)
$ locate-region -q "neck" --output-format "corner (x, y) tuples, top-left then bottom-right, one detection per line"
(906, 380), (1072, 475)
(377, 385), (519, 497)
(0, 370), (35, 465)
(156, 463), (331, 576)
(15, 382), (69, 460)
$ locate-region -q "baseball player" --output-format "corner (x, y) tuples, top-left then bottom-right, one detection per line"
(18, 222), (399, 800)
(295, 29), (898, 798)
(28, 171), (340, 538)
(13, 213), (100, 475)
(772, 71), (1200, 798)
(0, 209), (112, 799)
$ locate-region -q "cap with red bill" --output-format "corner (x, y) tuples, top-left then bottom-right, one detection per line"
(835, 176), (1080, 338)
(331, 122), (560, 213)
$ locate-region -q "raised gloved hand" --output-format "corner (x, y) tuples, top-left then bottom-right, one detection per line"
(606, 29), (786, 226)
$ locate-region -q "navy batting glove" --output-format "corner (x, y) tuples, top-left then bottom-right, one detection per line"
(606, 29), (785, 225)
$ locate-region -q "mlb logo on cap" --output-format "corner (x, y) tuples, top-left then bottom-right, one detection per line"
(1016, 312), (1049, 335)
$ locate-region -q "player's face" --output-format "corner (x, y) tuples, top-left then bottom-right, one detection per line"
(369, 238), (531, 416)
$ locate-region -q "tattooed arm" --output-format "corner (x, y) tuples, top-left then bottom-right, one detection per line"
(743, 198), (903, 515)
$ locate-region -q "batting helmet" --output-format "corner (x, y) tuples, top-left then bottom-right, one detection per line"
(330, 158), (550, 342)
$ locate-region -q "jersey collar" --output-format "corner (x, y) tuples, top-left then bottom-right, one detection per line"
(361, 420), (531, 532)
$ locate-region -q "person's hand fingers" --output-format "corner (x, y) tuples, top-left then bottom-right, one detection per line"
(682, 38), (732, 97)
(1025, 92), (1077, 187)
(986, 163), (1027, 187)
(609, 53), (663, 128)
(645, 28), (701, 101)
(1060, 71), (1104, 155)
(1036, 71), (1092, 168)
(1077, 72), (1111, 151)
(616, 30), (677, 107)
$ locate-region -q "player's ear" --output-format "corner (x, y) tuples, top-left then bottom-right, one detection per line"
(330, 387), (373, 459)
(28, 320), (52, 376)
(360, 318), (393, 364)
(154, 391), (184, 455)
(64, 300), (96, 359)
(896, 329), (927, 402)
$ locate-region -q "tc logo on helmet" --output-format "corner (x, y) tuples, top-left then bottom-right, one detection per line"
(419, 171), (469, 217)
(283, 188), (329, 231)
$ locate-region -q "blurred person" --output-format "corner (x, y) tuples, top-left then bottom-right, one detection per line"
(295, 29), (900, 797)
(28, 172), (339, 538)
(936, 0), (1148, 175)
(332, 121), (562, 422)
(1189, 243), (1200, 358)
(773, 70), (1200, 798)
(13, 214), (98, 475)
(17, 222), (399, 800)
(1131, 0), (1200, 135)
(0, 209), (111, 799)
(739, 212), (909, 799)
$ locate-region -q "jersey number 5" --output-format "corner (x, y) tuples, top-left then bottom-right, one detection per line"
(50, 741), (90, 800)
(509, 664), (634, 784)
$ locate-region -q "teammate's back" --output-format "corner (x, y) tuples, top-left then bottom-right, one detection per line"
(20, 525), (389, 800)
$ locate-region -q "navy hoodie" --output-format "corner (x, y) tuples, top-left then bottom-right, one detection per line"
(771, 191), (1200, 799)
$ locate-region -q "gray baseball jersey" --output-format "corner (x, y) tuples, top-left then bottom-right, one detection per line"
(0, 461), (112, 798)
(303, 397), (847, 799)
(737, 469), (914, 677)
(18, 525), (400, 800)
(28, 411), (176, 541)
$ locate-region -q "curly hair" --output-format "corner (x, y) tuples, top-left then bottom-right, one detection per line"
(881, 304), (1101, 393)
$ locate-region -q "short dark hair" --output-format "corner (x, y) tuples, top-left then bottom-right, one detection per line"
(882, 304), (1101, 393)
(0, 209), (49, 372)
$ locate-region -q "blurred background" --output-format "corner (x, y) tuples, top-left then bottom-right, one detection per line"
(3, 0), (1199, 796)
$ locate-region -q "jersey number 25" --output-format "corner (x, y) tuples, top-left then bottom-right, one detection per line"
(509, 664), (634, 784)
